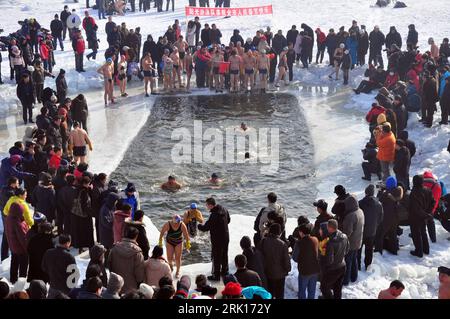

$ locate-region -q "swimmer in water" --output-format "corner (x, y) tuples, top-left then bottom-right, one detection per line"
(161, 175), (182, 191)
(245, 152), (250, 159)
(240, 122), (248, 131)
(209, 173), (222, 184)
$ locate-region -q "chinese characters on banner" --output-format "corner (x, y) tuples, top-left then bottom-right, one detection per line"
(185, 5), (273, 17)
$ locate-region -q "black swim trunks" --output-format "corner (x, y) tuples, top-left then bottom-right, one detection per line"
(230, 69), (239, 75)
(213, 67), (220, 75)
(245, 68), (254, 75)
(259, 69), (268, 74)
(179, 52), (185, 59)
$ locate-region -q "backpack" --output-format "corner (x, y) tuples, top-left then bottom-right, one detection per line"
(71, 190), (88, 218)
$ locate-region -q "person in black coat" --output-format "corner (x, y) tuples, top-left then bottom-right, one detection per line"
(56, 174), (76, 235)
(60, 6), (71, 41)
(41, 234), (77, 298)
(422, 72), (439, 127)
(233, 254), (262, 288)
(385, 26), (402, 53)
(200, 24), (211, 47)
(406, 24), (418, 49)
(361, 142), (382, 181)
(326, 29), (338, 66)
(198, 197), (230, 281)
(393, 96), (408, 132)
(239, 236), (267, 288)
(358, 185), (383, 270)
(341, 49), (352, 85)
(301, 23), (314, 63)
(409, 175), (435, 257)
(50, 14), (64, 51)
(230, 29), (244, 47)
(55, 69), (67, 104)
(272, 30), (287, 56)
(98, 192), (120, 250)
(46, 116), (63, 149)
(71, 94), (89, 132)
(209, 24), (222, 45)
(358, 26), (369, 66)
(440, 76), (450, 124)
(88, 244), (108, 287)
(368, 26), (385, 68)
(393, 140), (411, 190)
(286, 25), (299, 48)
(124, 210), (150, 260)
(27, 221), (54, 283)
(17, 73), (35, 124)
(32, 172), (56, 223)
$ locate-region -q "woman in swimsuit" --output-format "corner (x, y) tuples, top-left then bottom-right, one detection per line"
(329, 43), (345, 80)
(276, 47), (288, 87)
(158, 214), (190, 278)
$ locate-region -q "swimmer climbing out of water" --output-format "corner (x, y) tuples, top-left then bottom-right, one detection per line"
(158, 214), (190, 278)
(161, 175), (182, 191)
(183, 203), (204, 238)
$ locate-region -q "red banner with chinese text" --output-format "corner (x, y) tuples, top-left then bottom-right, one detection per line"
(185, 5), (273, 17)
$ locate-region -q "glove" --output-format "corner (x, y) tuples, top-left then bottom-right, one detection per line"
(185, 240), (191, 251)
(158, 238), (163, 247)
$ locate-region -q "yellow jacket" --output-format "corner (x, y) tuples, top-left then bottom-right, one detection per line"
(3, 196), (34, 227)
(183, 209), (204, 225)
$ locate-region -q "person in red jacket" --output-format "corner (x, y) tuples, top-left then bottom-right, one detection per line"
(366, 103), (386, 134)
(72, 29), (86, 72)
(5, 202), (29, 283)
(384, 70), (399, 90)
(39, 40), (50, 71)
(423, 170), (442, 243)
(315, 28), (327, 64)
(113, 203), (132, 244)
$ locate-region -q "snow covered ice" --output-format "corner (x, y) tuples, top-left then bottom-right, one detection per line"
(0, 0), (450, 299)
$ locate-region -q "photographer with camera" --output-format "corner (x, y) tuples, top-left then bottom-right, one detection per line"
(361, 142), (382, 181)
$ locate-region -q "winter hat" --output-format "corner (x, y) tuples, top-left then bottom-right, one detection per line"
(139, 283), (154, 299)
(125, 182), (136, 193)
(222, 282), (242, 297)
(365, 184), (375, 197)
(26, 280), (47, 299)
(10, 155), (22, 166)
(334, 185), (346, 196)
(412, 175), (423, 188)
(242, 286), (272, 300)
(89, 244), (106, 261)
(0, 280), (10, 299)
(107, 272), (124, 294)
(313, 199), (328, 211)
(386, 176), (397, 190)
(377, 113), (387, 125)
(33, 212), (47, 223)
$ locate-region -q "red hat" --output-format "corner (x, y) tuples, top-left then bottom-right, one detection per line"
(221, 282), (242, 296)
(10, 155), (22, 166)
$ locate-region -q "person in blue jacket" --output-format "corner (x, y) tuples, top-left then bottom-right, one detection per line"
(346, 32), (358, 69)
(120, 182), (140, 219)
(0, 155), (34, 188)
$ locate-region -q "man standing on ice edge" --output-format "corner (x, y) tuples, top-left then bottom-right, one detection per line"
(198, 197), (231, 281)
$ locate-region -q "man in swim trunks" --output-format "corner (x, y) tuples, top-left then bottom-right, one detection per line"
(174, 35), (188, 73)
(184, 49), (194, 92)
(97, 58), (115, 106)
(211, 48), (224, 93)
(161, 175), (182, 191)
(170, 47), (182, 89)
(142, 51), (156, 96)
(243, 50), (256, 93)
(256, 49), (270, 93)
(228, 48), (242, 93)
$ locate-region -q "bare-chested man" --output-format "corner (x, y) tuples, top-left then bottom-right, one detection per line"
(174, 35), (188, 73)
(228, 49), (242, 93)
(211, 49), (224, 93)
(243, 50), (256, 93)
(170, 47), (182, 89)
(97, 58), (115, 106)
(142, 52), (156, 96)
(256, 49), (270, 93)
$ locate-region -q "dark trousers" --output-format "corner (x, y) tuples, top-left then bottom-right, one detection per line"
(395, 173), (410, 190)
(343, 249), (358, 285)
(211, 242), (228, 277)
(342, 68), (349, 85)
(10, 253), (28, 284)
(427, 217), (436, 243)
(269, 55), (277, 83)
(316, 48), (325, 64)
(300, 53), (309, 69)
(98, 7), (106, 19)
(166, 0), (174, 11)
(362, 161), (381, 180)
(358, 52), (366, 66)
(368, 50), (383, 68)
(267, 278), (285, 299)
(62, 24), (68, 40)
(35, 83), (44, 103)
(86, 0), (90, 8)
(215, 0), (223, 7)
(355, 80), (377, 94)
(13, 65), (23, 83)
(1, 214), (9, 261)
(53, 36), (64, 51)
(22, 101), (33, 123)
(188, 0), (196, 5)
(410, 221), (429, 256)
(87, 49), (98, 60)
(288, 63), (293, 81)
(320, 266), (345, 299)
(195, 66), (206, 88)
(441, 101), (449, 124)
(422, 101), (436, 126)
(357, 236), (375, 270)
(156, 0), (163, 11)
(328, 51), (334, 66)
(130, 0), (136, 11)
(75, 53), (84, 71)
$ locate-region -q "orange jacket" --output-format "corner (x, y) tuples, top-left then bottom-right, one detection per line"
(376, 132), (396, 162)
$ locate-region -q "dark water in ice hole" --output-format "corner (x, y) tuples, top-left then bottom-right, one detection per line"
(110, 93), (316, 264)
